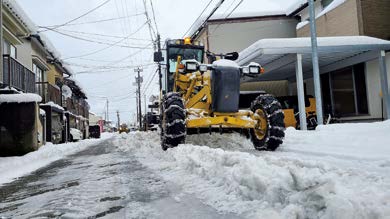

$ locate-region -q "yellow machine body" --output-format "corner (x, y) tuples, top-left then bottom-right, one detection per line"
(172, 64), (261, 130)
(282, 98), (316, 128)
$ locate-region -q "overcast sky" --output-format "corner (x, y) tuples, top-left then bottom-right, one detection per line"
(16, 0), (296, 125)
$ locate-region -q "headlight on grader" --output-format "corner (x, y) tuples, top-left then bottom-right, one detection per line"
(199, 64), (208, 72)
(185, 62), (198, 71)
(249, 66), (260, 74)
(241, 62), (264, 76)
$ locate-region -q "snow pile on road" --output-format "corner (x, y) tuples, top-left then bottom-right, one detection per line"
(115, 121), (390, 218)
(0, 133), (112, 185)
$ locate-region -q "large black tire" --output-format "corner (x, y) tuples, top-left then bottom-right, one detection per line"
(161, 93), (186, 150)
(250, 94), (285, 151)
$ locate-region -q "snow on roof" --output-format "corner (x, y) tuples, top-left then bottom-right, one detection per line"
(238, 36), (390, 64)
(0, 93), (42, 104)
(187, 0), (294, 38)
(285, 0), (308, 15)
(62, 64), (74, 76)
(39, 109), (46, 116)
(3, 1), (67, 68)
(3, 0), (37, 33)
(40, 101), (65, 111)
(316, 0), (346, 18)
(36, 33), (62, 60)
(0, 86), (19, 92)
(294, 0), (347, 30)
(67, 77), (85, 94)
(289, 0), (347, 17)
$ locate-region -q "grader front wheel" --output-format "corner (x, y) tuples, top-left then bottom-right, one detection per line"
(161, 93), (186, 151)
(250, 95), (285, 151)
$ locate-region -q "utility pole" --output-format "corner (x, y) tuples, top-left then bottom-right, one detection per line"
(134, 67), (143, 129)
(135, 94), (139, 125)
(144, 94), (147, 116)
(0, 0), (3, 83)
(106, 99), (109, 122)
(116, 110), (120, 129)
(308, 0), (324, 125)
(157, 34), (162, 94)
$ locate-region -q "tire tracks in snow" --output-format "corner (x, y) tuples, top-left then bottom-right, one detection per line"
(118, 131), (390, 219)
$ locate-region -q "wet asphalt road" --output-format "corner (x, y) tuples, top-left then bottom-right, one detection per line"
(0, 138), (239, 219)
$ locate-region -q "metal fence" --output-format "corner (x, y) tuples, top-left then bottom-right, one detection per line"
(36, 82), (61, 105)
(3, 55), (36, 93)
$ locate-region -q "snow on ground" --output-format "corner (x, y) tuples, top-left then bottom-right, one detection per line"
(115, 121), (390, 219)
(0, 133), (112, 186)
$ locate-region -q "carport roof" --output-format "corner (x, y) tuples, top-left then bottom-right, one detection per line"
(237, 36), (390, 81)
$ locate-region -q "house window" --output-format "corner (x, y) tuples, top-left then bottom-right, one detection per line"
(321, 63), (368, 117)
(3, 40), (17, 59)
(33, 63), (46, 99)
(321, 0), (334, 8)
(33, 63), (44, 82)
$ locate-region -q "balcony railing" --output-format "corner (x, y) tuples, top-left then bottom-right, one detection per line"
(36, 82), (62, 105)
(3, 55), (36, 93)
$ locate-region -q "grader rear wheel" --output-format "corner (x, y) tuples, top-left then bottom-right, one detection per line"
(250, 94), (285, 151)
(161, 93), (186, 151)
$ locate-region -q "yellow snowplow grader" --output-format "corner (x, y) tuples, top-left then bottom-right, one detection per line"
(156, 38), (285, 151)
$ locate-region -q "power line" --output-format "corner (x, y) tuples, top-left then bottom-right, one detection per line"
(63, 21), (148, 60)
(211, 0), (244, 34)
(143, 0), (156, 45)
(56, 29), (152, 41)
(190, 0), (226, 40)
(38, 14), (144, 28)
(38, 0), (112, 32)
(63, 62), (138, 69)
(73, 62), (154, 74)
(44, 28), (152, 49)
(183, 0), (214, 37)
(142, 68), (158, 95)
(149, 0), (159, 34)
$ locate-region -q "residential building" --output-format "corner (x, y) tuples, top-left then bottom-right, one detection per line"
(287, 0), (390, 121)
(0, 0), (43, 155)
(189, 2), (299, 62)
(63, 78), (90, 139)
(292, 0), (390, 40)
(0, 0), (90, 155)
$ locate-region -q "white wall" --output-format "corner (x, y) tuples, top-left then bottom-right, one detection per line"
(15, 38), (33, 71)
(207, 17), (298, 54)
(365, 52), (390, 119)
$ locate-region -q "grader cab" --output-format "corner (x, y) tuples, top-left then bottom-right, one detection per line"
(156, 38), (285, 151)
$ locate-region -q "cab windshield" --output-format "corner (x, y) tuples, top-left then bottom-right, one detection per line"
(167, 47), (203, 73)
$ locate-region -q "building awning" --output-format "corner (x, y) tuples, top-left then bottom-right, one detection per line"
(236, 36), (390, 130)
(237, 36), (390, 82)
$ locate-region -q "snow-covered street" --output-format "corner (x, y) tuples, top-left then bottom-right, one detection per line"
(1, 121), (390, 218)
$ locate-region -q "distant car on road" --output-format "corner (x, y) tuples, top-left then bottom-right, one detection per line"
(119, 123), (130, 134)
(70, 128), (83, 142)
(89, 125), (101, 139)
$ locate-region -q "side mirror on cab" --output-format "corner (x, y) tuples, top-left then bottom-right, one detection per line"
(154, 51), (164, 62)
(224, 52), (239, 61)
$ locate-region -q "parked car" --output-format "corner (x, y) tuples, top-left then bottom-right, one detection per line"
(70, 128), (83, 142)
(89, 125), (101, 139)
